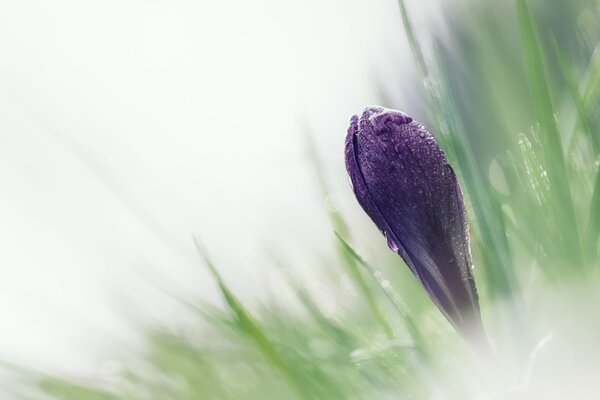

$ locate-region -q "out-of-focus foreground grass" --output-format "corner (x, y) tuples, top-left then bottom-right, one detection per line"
(4, 0), (600, 398)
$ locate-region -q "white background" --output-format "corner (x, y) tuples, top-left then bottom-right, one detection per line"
(0, 0), (441, 376)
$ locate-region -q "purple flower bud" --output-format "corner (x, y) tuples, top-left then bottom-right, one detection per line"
(345, 106), (485, 340)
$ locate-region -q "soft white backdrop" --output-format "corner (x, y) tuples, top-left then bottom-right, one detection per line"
(0, 0), (440, 376)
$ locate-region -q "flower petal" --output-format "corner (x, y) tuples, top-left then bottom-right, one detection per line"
(345, 106), (483, 337)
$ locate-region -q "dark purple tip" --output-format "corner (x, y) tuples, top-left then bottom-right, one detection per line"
(345, 106), (485, 341)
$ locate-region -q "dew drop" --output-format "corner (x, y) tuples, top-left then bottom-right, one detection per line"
(386, 233), (400, 253)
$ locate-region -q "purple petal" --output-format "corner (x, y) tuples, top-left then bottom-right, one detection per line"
(345, 106), (484, 337)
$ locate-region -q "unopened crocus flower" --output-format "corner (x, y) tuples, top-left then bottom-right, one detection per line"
(345, 106), (487, 345)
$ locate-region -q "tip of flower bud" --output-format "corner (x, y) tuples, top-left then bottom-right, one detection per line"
(363, 106), (413, 126)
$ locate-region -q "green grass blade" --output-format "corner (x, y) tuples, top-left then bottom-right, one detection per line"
(335, 247), (397, 340)
(582, 48), (600, 112)
(335, 233), (427, 357)
(552, 38), (600, 155)
(586, 169), (600, 264)
(516, 0), (584, 268)
(433, 54), (518, 299)
(303, 125), (348, 238)
(281, 271), (354, 345)
(396, 0), (428, 79)
(193, 238), (311, 400)
(338, 245), (395, 339)
(146, 332), (233, 400)
(39, 378), (121, 400)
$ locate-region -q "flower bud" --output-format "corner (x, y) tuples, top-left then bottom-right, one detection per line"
(345, 106), (485, 340)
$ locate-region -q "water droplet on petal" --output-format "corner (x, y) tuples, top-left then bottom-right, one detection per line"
(386, 233), (400, 253)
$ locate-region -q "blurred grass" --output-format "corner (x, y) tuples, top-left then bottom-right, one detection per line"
(5, 0), (600, 398)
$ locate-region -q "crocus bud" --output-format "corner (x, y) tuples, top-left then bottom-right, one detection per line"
(345, 106), (486, 344)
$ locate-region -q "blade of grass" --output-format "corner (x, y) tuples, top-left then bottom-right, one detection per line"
(193, 237), (311, 400)
(335, 233), (442, 397)
(303, 124), (348, 238)
(552, 37), (600, 155)
(516, 0), (584, 269)
(586, 168), (600, 264)
(396, 0), (428, 79)
(334, 232), (427, 359)
(582, 47), (600, 112)
(434, 55), (517, 299)
(280, 270), (355, 345)
(337, 247), (395, 340)
(39, 378), (121, 400)
(148, 332), (233, 400)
